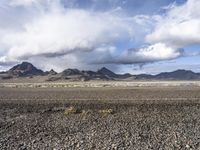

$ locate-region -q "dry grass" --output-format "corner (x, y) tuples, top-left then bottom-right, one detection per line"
(64, 106), (77, 115)
(98, 108), (113, 114)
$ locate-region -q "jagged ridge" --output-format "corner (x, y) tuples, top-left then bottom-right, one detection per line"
(1, 62), (200, 81)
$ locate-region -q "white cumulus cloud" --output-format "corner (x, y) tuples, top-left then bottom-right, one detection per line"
(95, 43), (183, 64)
(146, 0), (200, 48)
(1, 8), (133, 60)
(0, 0), (195, 71)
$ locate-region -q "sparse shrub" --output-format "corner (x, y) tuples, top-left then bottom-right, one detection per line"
(98, 108), (113, 114)
(64, 106), (77, 115)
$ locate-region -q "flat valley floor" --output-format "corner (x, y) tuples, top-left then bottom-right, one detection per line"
(0, 82), (200, 149)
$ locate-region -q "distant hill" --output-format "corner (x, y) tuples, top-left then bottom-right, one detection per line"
(98, 67), (132, 79)
(154, 70), (200, 80)
(136, 70), (200, 80)
(1, 62), (200, 81)
(8, 62), (44, 77)
(47, 68), (112, 81)
(48, 69), (57, 75)
(98, 67), (118, 78)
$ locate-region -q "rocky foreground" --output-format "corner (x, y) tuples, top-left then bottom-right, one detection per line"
(0, 101), (200, 150)
(0, 86), (200, 150)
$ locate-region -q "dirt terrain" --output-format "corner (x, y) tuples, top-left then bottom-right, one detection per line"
(0, 82), (200, 149)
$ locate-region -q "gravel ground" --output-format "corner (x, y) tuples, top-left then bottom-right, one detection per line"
(0, 87), (200, 150)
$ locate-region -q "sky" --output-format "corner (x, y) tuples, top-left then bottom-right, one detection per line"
(0, 0), (200, 74)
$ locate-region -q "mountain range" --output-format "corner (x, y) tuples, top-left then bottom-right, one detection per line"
(0, 62), (200, 81)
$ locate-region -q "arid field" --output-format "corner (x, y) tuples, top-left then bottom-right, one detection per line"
(1, 81), (200, 149)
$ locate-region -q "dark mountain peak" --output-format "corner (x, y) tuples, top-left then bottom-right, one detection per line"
(21, 61), (32, 65)
(8, 62), (43, 77)
(98, 67), (117, 78)
(49, 69), (57, 75)
(99, 67), (111, 72)
(10, 62), (33, 71)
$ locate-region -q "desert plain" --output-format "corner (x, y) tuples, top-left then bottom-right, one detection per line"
(0, 81), (200, 150)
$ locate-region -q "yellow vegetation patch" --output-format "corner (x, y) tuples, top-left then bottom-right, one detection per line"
(64, 106), (77, 115)
(98, 109), (113, 114)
